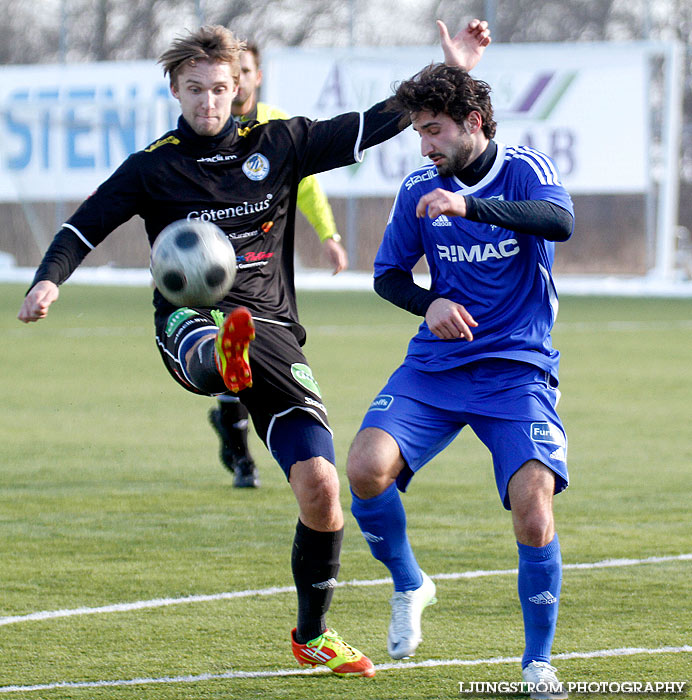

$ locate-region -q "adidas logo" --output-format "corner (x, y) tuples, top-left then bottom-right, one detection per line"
(529, 591), (558, 605)
(550, 446), (566, 461)
(362, 531), (383, 543)
(432, 215), (452, 227)
(312, 577), (337, 590)
(299, 646), (333, 663)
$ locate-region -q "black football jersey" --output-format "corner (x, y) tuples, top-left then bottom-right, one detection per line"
(32, 100), (404, 326)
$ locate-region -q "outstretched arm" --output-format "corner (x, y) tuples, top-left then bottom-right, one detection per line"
(17, 280), (60, 323)
(299, 18), (492, 176)
(438, 19), (491, 71)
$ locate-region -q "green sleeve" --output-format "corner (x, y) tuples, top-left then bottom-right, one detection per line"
(296, 176), (338, 242)
(257, 103), (289, 122)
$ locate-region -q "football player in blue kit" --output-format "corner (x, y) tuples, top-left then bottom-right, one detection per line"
(347, 64), (574, 697)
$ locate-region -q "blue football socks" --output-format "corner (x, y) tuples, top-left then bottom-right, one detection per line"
(517, 534), (562, 668)
(351, 482), (423, 592)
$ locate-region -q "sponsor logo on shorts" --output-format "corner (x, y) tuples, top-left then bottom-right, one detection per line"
(368, 394), (393, 411)
(304, 396), (327, 415)
(165, 308), (197, 336)
(291, 363), (321, 397)
(549, 446), (566, 462)
(242, 153), (270, 181)
(530, 422), (565, 447)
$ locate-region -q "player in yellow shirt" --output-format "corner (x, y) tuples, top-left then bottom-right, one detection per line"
(209, 42), (347, 488)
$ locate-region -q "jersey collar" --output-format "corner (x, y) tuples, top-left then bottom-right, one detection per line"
(176, 115), (238, 152)
(452, 141), (507, 194)
(453, 139), (497, 186)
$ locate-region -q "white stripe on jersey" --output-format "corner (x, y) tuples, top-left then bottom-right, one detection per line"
(517, 146), (563, 185)
(539, 263), (559, 321)
(62, 222), (95, 250)
(253, 316), (292, 328)
(505, 146), (562, 186)
(353, 112), (365, 164)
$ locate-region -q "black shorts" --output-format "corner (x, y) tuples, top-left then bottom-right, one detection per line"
(155, 309), (329, 444)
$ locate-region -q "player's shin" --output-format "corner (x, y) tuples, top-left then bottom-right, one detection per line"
(291, 520), (343, 643)
(183, 334), (228, 394)
(517, 534), (562, 667)
(216, 396), (250, 454)
(350, 482), (423, 591)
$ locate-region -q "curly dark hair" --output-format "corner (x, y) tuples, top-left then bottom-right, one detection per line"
(391, 63), (496, 139)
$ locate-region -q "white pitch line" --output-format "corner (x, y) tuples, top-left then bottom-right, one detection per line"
(0, 585), (296, 627)
(0, 645), (689, 694)
(1, 553), (689, 629)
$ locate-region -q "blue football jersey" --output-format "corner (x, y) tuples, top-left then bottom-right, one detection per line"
(374, 143), (574, 379)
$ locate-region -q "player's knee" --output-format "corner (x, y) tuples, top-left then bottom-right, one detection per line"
(291, 457), (342, 524)
(347, 435), (373, 491)
(513, 507), (555, 547)
(347, 428), (398, 498)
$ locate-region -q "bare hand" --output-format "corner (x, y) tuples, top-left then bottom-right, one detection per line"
(323, 237), (348, 275)
(438, 18), (491, 71)
(17, 280), (59, 323)
(416, 188), (467, 219)
(425, 297), (478, 341)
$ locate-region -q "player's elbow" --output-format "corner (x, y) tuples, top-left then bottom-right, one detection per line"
(548, 206), (574, 242)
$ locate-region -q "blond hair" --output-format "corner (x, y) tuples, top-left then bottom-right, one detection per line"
(158, 25), (245, 87)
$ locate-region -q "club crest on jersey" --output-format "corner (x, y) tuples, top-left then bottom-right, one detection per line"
(242, 153), (270, 181)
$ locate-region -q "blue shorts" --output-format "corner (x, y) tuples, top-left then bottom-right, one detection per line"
(360, 359), (568, 510)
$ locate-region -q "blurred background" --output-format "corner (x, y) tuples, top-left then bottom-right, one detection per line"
(1, 0), (691, 287)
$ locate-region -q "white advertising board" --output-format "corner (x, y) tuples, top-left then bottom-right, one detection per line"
(0, 61), (177, 202)
(0, 42), (648, 202)
(263, 42), (648, 196)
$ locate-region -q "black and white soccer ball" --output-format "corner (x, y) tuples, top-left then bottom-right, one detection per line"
(150, 220), (237, 306)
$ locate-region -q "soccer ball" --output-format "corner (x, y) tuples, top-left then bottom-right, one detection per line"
(150, 220), (237, 307)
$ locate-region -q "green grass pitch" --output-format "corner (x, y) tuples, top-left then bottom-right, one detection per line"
(1, 283), (690, 699)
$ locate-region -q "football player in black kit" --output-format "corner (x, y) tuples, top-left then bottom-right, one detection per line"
(17, 19), (490, 677)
